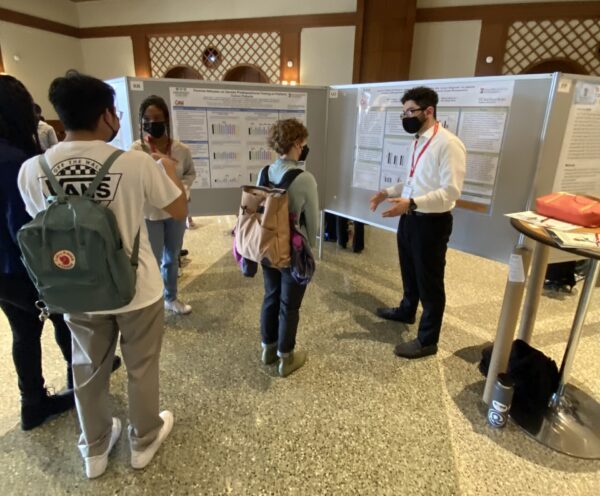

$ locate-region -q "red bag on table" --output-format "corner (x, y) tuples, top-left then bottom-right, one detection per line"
(536, 192), (600, 227)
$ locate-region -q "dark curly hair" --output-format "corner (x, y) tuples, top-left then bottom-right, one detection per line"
(0, 75), (41, 157)
(267, 119), (308, 155)
(401, 86), (439, 117)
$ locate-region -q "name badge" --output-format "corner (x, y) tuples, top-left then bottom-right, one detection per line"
(402, 185), (413, 199)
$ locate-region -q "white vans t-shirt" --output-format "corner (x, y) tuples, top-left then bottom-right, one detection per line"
(18, 140), (182, 315)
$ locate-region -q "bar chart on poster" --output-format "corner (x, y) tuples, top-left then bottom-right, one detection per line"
(352, 80), (515, 210)
(169, 87), (308, 189)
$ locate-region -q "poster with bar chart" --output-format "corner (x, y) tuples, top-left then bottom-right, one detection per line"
(170, 87), (307, 189)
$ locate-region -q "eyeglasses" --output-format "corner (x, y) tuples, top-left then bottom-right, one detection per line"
(400, 107), (425, 119)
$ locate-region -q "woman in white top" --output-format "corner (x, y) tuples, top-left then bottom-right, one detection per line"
(131, 95), (196, 314)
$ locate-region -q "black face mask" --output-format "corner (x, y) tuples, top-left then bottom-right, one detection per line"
(104, 116), (119, 142)
(298, 144), (310, 162)
(402, 115), (425, 134)
(143, 121), (166, 139)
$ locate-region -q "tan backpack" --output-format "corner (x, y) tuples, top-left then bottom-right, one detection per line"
(235, 167), (303, 269)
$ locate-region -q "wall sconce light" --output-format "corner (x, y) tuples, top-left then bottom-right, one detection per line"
(485, 56), (494, 64)
(286, 59), (294, 68)
(13, 54), (21, 62)
(281, 80), (289, 85)
(289, 80), (297, 86)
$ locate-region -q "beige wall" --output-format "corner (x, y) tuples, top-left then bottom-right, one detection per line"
(0, 22), (83, 119)
(81, 37), (136, 80)
(300, 26), (355, 86)
(409, 21), (482, 80)
(75, 0), (357, 28)
(0, 0), (79, 26)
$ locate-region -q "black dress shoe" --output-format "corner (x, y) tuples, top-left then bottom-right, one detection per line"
(375, 307), (416, 324)
(394, 338), (438, 359)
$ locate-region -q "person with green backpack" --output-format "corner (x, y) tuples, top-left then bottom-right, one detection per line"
(17, 72), (188, 479)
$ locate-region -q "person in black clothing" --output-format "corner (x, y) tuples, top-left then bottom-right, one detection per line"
(0, 75), (77, 429)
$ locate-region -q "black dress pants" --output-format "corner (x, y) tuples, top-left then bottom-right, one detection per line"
(260, 266), (307, 354)
(397, 212), (453, 346)
(0, 274), (72, 400)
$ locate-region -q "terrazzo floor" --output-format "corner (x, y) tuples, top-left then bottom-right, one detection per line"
(1, 216), (599, 495)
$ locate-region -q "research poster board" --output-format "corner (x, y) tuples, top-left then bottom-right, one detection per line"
(551, 80), (600, 195)
(352, 80), (515, 210)
(324, 74), (559, 263)
(108, 77), (327, 216)
(168, 87), (307, 190)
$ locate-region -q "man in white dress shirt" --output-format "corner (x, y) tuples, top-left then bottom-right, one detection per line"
(370, 87), (466, 359)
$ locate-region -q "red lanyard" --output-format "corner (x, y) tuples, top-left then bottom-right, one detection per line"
(409, 122), (439, 178)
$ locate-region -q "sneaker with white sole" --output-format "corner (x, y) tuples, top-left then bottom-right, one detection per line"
(164, 299), (192, 315)
(131, 410), (174, 469)
(84, 417), (122, 479)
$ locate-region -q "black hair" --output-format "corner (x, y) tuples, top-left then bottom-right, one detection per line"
(0, 75), (42, 157)
(401, 86), (439, 117)
(138, 95), (171, 151)
(48, 71), (115, 131)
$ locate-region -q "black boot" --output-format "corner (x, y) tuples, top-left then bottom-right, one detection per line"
(21, 389), (75, 431)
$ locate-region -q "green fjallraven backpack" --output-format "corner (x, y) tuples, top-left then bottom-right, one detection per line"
(17, 150), (140, 314)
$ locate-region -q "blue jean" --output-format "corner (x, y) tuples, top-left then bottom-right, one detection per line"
(146, 218), (187, 302)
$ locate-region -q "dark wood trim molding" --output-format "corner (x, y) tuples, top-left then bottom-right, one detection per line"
(0, 7), (79, 37)
(0, 43), (5, 74)
(474, 20), (510, 76)
(280, 28), (301, 83)
(416, 2), (600, 23)
(0, 8), (357, 39)
(131, 33), (151, 78)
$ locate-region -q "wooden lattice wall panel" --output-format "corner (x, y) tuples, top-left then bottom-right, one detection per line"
(502, 19), (600, 75)
(149, 32), (281, 82)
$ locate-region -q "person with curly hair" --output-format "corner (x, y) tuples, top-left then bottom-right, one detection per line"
(258, 119), (319, 377)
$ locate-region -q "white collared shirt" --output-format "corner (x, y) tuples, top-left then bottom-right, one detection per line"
(37, 121), (58, 151)
(385, 124), (466, 213)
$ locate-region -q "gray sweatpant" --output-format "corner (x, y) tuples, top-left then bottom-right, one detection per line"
(66, 298), (164, 458)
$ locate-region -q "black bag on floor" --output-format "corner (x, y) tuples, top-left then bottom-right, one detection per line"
(479, 340), (559, 418)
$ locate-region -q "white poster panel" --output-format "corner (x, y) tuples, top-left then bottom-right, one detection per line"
(352, 80), (514, 209)
(170, 87), (308, 189)
(552, 81), (600, 196)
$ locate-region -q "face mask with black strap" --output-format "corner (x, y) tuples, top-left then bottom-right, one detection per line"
(143, 121), (167, 139)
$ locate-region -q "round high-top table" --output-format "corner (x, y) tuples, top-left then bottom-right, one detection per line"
(484, 218), (600, 459)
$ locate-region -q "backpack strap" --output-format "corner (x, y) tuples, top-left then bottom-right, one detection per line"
(258, 166), (270, 187)
(39, 154), (67, 202)
(85, 149), (125, 199)
(130, 229), (141, 269)
(276, 168), (303, 190)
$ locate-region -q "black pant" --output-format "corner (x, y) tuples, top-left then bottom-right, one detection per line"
(0, 274), (72, 400)
(397, 212), (453, 346)
(260, 266), (307, 354)
(324, 213), (365, 252)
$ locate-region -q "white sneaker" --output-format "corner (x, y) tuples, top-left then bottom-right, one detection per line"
(84, 417), (122, 479)
(164, 299), (192, 315)
(186, 217), (199, 229)
(131, 410), (174, 469)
